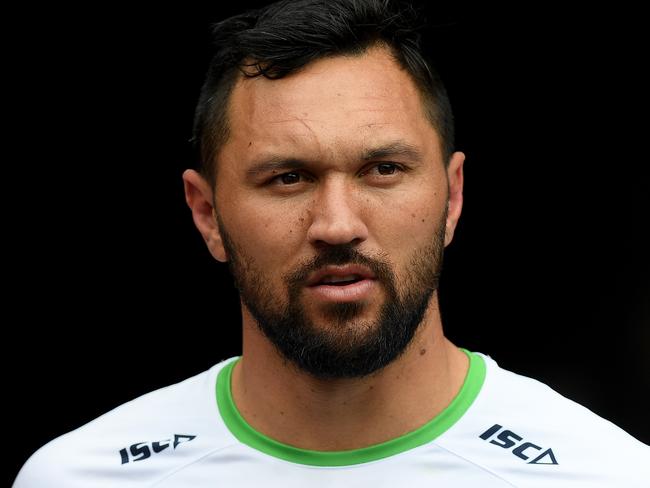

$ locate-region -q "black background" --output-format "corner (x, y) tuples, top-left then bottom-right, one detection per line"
(7, 2), (649, 484)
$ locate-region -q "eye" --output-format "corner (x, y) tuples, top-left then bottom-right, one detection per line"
(375, 163), (398, 175)
(277, 172), (301, 185)
(362, 163), (404, 177)
(267, 171), (308, 185)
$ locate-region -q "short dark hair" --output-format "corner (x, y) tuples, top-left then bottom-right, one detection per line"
(191, 0), (455, 188)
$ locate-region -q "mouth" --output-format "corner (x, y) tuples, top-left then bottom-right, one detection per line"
(306, 265), (377, 302)
(311, 274), (365, 286)
(306, 265), (376, 287)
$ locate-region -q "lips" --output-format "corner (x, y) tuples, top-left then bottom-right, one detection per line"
(307, 265), (376, 287)
(319, 274), (363, 285)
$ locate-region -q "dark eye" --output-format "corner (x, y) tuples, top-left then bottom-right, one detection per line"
(376, 163), (398, 175)
(278, 172), (301, 185)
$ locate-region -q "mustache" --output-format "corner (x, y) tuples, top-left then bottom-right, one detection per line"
(284, 244), (394, 287)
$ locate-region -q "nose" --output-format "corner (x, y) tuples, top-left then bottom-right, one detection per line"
(307, 178), (368, 248)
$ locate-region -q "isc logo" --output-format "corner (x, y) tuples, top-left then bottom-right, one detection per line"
(479, 424), (558, 465)
(119, 434), (196, 464)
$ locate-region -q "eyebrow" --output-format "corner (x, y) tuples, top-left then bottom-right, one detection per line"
(245, 140), (424, 178)
(245, 157), (308, 178)
(362, 141), (423, 162)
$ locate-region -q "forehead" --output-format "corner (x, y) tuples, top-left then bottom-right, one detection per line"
(221, 46), (440, 168)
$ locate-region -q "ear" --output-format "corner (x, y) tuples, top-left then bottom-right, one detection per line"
(182, 169), (228, 262)
(444, 151), (465, 247)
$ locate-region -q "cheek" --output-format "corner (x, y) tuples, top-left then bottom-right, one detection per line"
(372, 189), (445, 290)
(224, 197), (307, 265)
(370, 185), (445, 246)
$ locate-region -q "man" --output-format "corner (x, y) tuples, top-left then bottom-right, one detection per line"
(14, 0), (648, 486)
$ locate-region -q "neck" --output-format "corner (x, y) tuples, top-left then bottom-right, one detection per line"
(231, 294), (469, 451)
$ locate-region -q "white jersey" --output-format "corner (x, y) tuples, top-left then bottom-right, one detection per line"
(14, 350), (649, 487)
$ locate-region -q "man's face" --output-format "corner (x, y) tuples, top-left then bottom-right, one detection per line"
(211, 46), (458, 379)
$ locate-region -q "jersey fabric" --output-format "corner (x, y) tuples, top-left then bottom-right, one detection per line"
(14, 350), (649, 487)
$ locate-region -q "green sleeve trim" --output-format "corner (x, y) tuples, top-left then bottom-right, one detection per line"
(216, 349), (486, 466)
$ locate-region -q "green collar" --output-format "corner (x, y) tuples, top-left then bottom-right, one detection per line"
(216, 349), (485, 466)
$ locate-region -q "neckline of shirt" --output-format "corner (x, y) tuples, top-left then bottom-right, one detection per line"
(214, 348), (486, 466)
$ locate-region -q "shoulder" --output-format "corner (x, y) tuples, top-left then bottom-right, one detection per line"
(13, 357), (240, 488)
(438, 352), (649, 487)
(478, 352), (646, 448)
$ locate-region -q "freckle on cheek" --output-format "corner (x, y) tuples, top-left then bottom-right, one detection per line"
(421, 219), (425, 223)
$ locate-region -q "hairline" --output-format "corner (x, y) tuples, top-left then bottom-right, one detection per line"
(202, 41), (448, 191)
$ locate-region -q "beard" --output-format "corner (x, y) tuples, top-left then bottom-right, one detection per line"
(217, 206), (447, 380)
